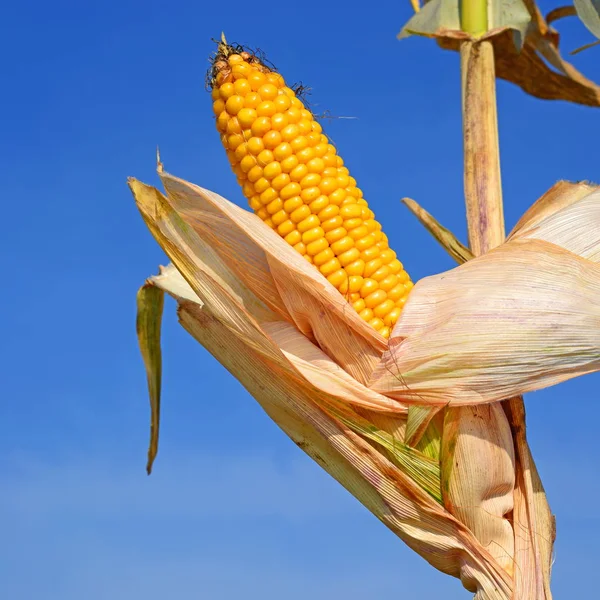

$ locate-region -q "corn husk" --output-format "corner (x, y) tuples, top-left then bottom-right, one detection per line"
(131, 174), (515, 599)
(130, 170), (600, 598)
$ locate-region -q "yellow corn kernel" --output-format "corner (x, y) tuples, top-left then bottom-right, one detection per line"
(300, 187), (321, 203)
(272, 173), (291, 191)
(338, 247), (361, 267)
(330, 236), (354, 255)
(266, 198), (284, 215)
(309, 195), (329, 214)
(371, 265), (390, 282)
(360, 279), (378, 297)
(263, 161), (282, 179)
(383, 307), (402, 327)
(373, 299), (396, 319)
(284, 230), (302, 245)
(313, 247), (334, 266)
(325, 227), (347, 244)
(210, 43), (413, 338)
(290, 205), (311, 223)
(387, 284), (406, 302)
(277, 220), (295, 237)
(368, 317), (385, 331)
(345, 259), (365, 277)
(352, 298), (366, 313)
(302, 226), (324, 244)
(271, 209), (289, 226)
(293, 241), (307, 255)
(359, 308), (374, 322)
(364, 258), (383, 278)
(319, 258), (341, 276)
(327, 269), (349, 288)
(321, 216), (343, 232)
(306, 238), (329, 256)
(318, 204), (338, 221)
(379, 274), (398, 292)
(281, 182), (302, 200)
(260, 187), (278, 205)
(297, 215), (320, 233)
(348, 225), (369, 241)
(254, 177), (270, 194)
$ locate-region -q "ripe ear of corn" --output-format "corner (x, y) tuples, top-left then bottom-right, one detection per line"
(209, 41), (413, 338)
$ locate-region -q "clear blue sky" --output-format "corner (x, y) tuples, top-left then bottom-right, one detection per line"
(1, 1), (599, 598)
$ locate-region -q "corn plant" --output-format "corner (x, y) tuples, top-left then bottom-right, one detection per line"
(130, 0), (600, 597)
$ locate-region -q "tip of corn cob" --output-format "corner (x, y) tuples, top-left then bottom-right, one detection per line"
(208, 40), (413, 338)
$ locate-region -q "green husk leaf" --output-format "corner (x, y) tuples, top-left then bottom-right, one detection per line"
(136, 283), (164, 475)
(405, 404), (441, 446)
(327, 404), (442, 503)
(414, 409), (443, 461)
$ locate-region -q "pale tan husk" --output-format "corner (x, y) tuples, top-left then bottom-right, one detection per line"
(130, 170), (600, 599)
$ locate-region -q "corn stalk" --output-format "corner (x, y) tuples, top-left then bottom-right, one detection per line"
(440, 0), (516, 582)
(440, 0), (552, 595)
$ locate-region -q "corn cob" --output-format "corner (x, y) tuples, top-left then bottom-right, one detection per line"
(208, 40), (413, 338)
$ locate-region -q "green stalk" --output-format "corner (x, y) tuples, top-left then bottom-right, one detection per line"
(460, 0), (488, 36)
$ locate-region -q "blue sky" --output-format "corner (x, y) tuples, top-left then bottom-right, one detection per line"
(1, 1), (599, 598)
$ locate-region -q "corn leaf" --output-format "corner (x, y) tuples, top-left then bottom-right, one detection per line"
(402, 197), (473, 264)
(136, 283), (164, 474)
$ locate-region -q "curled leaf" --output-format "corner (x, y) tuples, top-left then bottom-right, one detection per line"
(402, 197), (473, 264)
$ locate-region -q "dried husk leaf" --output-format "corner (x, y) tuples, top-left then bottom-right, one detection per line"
(129, 179), (403, 415)
(441, 404), (515, 576)
(508, 180), (598, 238)
(504, 398), (554, 600)
(511, 186), (600, 262)
(158, 172), (386, 385)
(130, 175), (515, 599)
(151, 268), (513, 600)
(371, 237), (600, 404)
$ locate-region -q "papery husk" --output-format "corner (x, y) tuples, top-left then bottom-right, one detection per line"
(441, 404), (515, 576)
(158, 172), (385, 385)
(504, 398), (555, 600)
(370, 182), (600, 405)
(130, 175), (515, 599)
